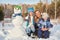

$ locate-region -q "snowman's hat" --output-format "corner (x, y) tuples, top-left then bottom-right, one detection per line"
(42, 12), (49, 18)
(27, 7), (34, 13)
(14, 5), (22, 10)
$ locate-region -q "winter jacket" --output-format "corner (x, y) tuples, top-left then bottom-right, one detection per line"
(25, 16), (35, 33)
(38, 18), (53, 29)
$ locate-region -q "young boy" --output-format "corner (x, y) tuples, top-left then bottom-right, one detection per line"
(37, 13), (53, 38)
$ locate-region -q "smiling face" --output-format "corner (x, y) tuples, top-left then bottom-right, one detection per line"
(35, 11), (41, 18)
(29, 12), (33, 16)
(43, 16), (48, 20)
(42, 13), (49, 20)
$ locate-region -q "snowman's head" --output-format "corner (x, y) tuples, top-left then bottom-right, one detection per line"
(12, 5), (22, 19)
(14, 5), (22, 14)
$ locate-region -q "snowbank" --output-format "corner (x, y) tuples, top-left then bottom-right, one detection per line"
(0, 19), (60, 40)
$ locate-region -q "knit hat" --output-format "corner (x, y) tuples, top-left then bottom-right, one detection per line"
(27, 7), (34, 13)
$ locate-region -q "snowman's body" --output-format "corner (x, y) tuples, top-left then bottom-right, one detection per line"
(5, 6), (27, 40)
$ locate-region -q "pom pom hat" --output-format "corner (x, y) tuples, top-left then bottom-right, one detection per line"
(27, 7), (34, 13)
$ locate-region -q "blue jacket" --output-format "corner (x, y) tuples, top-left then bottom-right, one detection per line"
(38, 18), (53, 29)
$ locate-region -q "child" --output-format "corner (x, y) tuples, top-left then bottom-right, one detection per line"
(25, 7), (35, 37)
(37, 13), (53, 39)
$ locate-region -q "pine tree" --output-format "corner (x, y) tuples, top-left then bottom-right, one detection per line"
(0, 6), (4, 21)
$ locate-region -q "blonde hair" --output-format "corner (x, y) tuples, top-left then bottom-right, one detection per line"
(42, 13), (49, 18)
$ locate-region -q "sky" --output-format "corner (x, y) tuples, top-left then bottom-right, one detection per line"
(0, 0), (51, 5)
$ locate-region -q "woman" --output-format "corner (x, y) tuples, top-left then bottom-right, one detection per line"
(34, 10), (41, 36)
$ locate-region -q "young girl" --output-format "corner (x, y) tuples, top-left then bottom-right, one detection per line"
(25, 7), (35, 37)
(37, 13), (53, 38)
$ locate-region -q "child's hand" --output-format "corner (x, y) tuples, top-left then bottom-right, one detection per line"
(41, 28), (49, 31)
(41, 28), (45, 31)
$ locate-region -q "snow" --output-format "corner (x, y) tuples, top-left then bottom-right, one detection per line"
(0, 19), (60, 40)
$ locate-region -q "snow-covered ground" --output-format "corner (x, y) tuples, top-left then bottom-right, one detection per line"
(0, 18), (60, 40)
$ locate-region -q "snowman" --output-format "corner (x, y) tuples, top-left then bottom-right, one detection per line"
(5, 5), (27, 40)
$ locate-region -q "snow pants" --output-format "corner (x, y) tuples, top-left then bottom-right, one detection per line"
(38, 29), (50, 38)
(26, 26), (35, 36)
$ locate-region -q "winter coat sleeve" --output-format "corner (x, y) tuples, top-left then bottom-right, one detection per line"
(46, 21), (53, 28)
(37, 18), (43, 29)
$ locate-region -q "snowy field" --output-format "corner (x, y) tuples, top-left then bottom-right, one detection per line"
(0, 18), (60, 40)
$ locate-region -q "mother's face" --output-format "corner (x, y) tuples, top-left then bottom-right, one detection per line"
(35, 11), (41, 18)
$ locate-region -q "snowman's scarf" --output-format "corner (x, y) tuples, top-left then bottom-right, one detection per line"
(13, 13), (22, 17)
